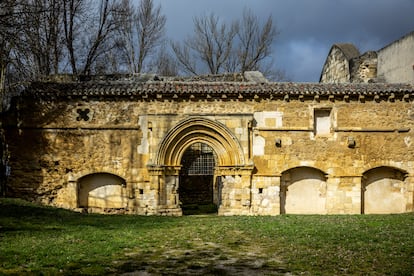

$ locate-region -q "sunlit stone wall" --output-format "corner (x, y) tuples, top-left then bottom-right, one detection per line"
(3, 77), (414, 215)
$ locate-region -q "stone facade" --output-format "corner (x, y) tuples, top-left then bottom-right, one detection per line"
(320, 31), (414, 84)
(3, 74), (414, 215)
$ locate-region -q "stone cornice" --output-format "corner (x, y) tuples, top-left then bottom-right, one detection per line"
(23, 79), (414, 102)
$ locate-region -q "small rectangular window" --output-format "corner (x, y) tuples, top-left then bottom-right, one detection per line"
(314, 109), (332, 135)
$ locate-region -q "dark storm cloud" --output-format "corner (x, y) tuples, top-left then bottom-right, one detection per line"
(150, 0), (414, 82)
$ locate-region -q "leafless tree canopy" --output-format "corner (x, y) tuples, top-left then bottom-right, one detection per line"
(115, 0), (166, 73)
(171, 8), (284, 80)
(62, 0), (124, 75)
(150, 43), (178, 76)
(237, 9), (278, 73)
(1, 0), (126, 86)
(0, 1), (286, 99)
(0, 1), (40, 90)
(172, 14), (237, 75)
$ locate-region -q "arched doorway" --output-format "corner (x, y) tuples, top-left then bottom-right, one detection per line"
(78, 173), (127, 212)
(362, 166), (407, 214)
(179, 142), (218, 214)
(151, 117), (252, 216)
(280, 167), (327, 214)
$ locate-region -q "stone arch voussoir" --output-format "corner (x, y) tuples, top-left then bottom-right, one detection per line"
(155, 117), (246, 167)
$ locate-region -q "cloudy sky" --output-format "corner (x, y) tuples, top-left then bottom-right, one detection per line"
(150, 0), (414, 82)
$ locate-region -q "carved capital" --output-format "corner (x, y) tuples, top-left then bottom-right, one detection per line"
(216, 165), (254, 176)
(147, 165), (164, 176)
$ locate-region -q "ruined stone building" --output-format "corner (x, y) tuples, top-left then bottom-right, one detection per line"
(2, 72), (414, 215)
(320, 31), (414, 84)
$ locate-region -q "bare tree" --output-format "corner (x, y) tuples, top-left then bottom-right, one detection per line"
(114, 0), (136, 73)
(150, 43), (178, 76)
(0, 0), (17, 94)
(135, 0), (165, 73)
(0, 0), (60, 97)
(235, 8), (278, 73)
(1, 0), (130, 81)
(63, 0), (123, 75)
(171, 9), (283, 79)
(171, 40), (197, 75)
(82, 0), (121, 75)
(0, 0), (33, 91)
(62, 0), (83, 75)
(172, 13), (237, 75)
(20, 0), (63, 77)
(115, 0), (166, 74)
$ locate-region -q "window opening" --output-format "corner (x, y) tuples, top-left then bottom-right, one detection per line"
(314, 109), (332, 135)
(180, 142), (216, 176)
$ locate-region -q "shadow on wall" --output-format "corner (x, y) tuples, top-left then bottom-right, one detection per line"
(4, 128), (46, 200)
(3, 95), (68, 202)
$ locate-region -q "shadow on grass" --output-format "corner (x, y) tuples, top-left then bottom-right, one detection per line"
(181, 203), (218, 216)
(1, 198), (413, 275)
(0, 197), (176, 232)
(115, 245), (289, 275)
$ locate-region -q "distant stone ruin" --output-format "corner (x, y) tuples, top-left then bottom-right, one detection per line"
(320, 31), (414, 84)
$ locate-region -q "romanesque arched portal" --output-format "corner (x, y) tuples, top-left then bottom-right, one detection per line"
(148, 117), (253, 215)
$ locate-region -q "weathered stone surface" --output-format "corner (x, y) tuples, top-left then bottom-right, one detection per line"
(350, 51), (378, 83)
(320, 43), (360, 83)
(321, 31), (414, 84)
(2, 78), (414, 215)
(377, 32), (414, 84)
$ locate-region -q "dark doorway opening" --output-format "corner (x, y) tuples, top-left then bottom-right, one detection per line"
(179, 142), (218, 215)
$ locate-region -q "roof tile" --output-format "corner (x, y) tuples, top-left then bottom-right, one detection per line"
(26, 80), (414, 101)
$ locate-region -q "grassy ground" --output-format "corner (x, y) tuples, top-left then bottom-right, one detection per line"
(0, 198), (413, 275)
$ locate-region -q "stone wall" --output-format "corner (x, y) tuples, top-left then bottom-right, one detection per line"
(321, 31), (414, 84)
(377, 31), (414, 84)
(3, 79), (414, 215)
(350, 51), (377, 83)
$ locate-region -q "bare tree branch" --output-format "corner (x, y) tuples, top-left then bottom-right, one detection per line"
(236, 8), (278, 73)
(171, 40), (198, 75)
(171, 13), (237, 75)
(114, 0), (166, 74)
(81, 0), (120, 75)
(171, 10), (280, 77)
(135, 0), (165, 73)
(149, 43), (178, 76)
(62, 0), (83, 75)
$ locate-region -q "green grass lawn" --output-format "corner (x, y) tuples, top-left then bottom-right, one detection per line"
(0, 198), (413, 275)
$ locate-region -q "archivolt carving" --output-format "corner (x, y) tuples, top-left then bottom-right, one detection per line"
(154, 117), (245, 167)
